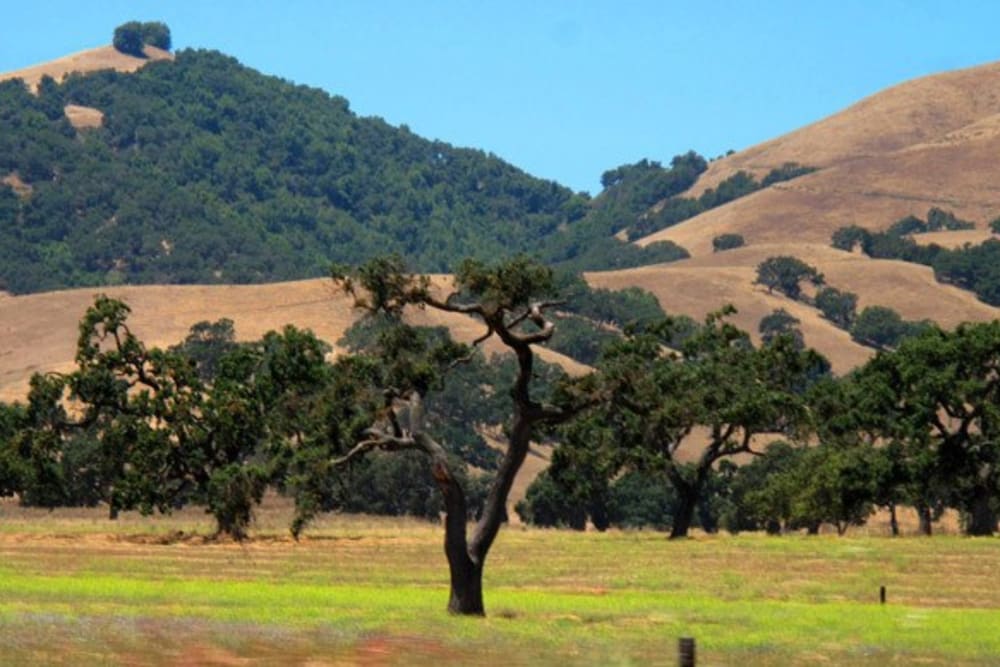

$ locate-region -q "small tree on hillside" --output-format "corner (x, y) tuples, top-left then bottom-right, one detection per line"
(759, 308), (803, 347)
(815, 287), (858, 329)
(712, 233), (745, 252)
(755, 256), (824, 300)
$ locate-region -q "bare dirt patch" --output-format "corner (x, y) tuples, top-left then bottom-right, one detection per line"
(64, 104), (103, 129)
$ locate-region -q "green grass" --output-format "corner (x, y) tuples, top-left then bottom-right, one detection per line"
(0, 504), (999, 664)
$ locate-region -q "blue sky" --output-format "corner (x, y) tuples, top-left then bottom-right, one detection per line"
(2, 1), (998, 194)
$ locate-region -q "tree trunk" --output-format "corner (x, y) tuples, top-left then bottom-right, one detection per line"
(805, 520), (820, 535)
(916, 503), (933, 536)
(965, 487), (998, 536)
(888, 502), (899, 537)
(446, 552), (484, 615)
(670, 487), (698, 539)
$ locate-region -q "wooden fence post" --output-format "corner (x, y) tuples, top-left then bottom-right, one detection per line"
(679, 636), (696, 666)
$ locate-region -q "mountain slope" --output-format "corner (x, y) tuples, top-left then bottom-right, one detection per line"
(638, 60), (1000, 257)
(0, 45), (172, 91)
(0, 47), (588, 294)
(0, 279), (587, 403)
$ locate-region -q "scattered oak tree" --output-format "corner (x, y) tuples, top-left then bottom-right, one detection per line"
(556, 308), (821, 539)
(331, 255), (594, 615)
(754, 256), (824, 300)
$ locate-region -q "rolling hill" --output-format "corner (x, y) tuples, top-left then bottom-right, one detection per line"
(3, 47), (1000, 392)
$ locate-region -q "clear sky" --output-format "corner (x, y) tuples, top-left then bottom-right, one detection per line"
(2, 1), (999, 194)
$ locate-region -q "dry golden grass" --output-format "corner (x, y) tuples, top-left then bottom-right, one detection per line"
(63, 104), (103, 129)
(0, 44), (171, 92)
(627, 59), (1000, 356)
(0, 277), (587, 404)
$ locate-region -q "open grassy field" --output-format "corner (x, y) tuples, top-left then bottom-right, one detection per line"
(0, 502), (998, 665)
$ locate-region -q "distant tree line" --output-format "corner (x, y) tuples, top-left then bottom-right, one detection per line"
(753, 254), (932, 350)
(626, 162), (817, 241)
(831, 208), (1000, 306)
(519, 313), (1000, 538)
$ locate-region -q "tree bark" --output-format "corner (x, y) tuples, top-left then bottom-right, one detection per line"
(916, 503), (933, 536)
(888, 502), (899, 537)
(447, 554), (484, 615)
(669, 479), (699, 539)
(965, 487), (998, 536)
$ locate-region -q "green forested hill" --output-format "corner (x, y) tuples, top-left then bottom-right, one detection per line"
(0, 49), (688, 294)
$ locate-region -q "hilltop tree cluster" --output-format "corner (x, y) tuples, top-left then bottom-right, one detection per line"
(112, 21), (172, 57)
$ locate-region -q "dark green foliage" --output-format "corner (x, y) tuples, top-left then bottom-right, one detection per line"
(1, 50), (603, 293)
(112, 22), (145, 56)
(546, 309), (823, 538)
(856, 323), (1000, 535)
(0, 401), (27, 499)
(931, 240), (1000, 306)
(628, 163), (817, 241)
(113, 21), (172, 56)
(886, 215), (929, 237)
(720, 442), (803, 533)
(759, 308), (803, 348)
(141, 22), (172, 50)
(556, 275), (667, 331)
(926, 207), (974, 231)
(887, 208), (974, 236)
(169, 318), (239, 382)
(831, 211), (1000, 306)
(815, 287), (858, 329)
(850, 306), (931, 350)
(697, 171), (759, 209)
(754, 256), (824, 300)
(515, 470), (587, 530)
(831, 225), (871, 252)
(712, 233), (745, 252)
(557, 153), (705, 262)
(990, 217), (1000, 234)
(10, 296), (347, 538)
(606, 470), (677, 530)
(761, 162), (817, 187)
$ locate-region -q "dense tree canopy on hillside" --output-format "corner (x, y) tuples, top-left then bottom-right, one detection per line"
(0, 48), (697, 295)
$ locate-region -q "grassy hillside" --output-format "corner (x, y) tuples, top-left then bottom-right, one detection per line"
(637, 61), (1000, 256)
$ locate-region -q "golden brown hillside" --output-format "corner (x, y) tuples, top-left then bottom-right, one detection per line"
(0, 280), (587, 404)
(0, 45), (172, 91)
(588, 243), (1000, 374)
(639, 59), (1000, 258)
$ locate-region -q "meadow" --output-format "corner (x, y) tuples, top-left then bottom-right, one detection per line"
(0, 501), (998, 665)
